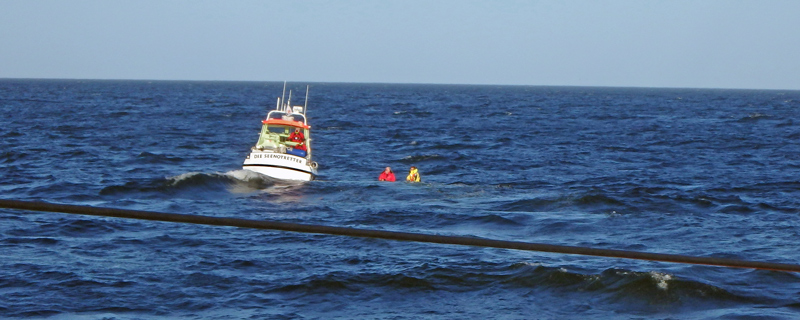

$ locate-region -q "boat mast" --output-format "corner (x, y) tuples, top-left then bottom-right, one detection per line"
(287, 90), (292, 112)
(280, 81), (287, 108)
(303, 85), (310, 115)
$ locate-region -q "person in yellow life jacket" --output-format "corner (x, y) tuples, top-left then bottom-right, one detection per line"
(406, 166), (421, 182)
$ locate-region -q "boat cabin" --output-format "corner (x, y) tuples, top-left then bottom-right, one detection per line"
(254, 111), (310, 158)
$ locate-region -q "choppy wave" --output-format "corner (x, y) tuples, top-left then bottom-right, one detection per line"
(135, 151), (185, 164)
(1, 151), (28, 164)
(400, 154), (445, 162)
(493, 192), (632, 215)
(737, 112), (771, 122)
(4, 80), (800, 319)
(261, 262), (750, 310)
(99, 170), (278, 198)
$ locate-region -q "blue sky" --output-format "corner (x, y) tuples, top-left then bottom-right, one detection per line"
(2, 0), (799, 89)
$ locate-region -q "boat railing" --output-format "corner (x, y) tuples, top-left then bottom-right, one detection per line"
(266, 110), (307, 125)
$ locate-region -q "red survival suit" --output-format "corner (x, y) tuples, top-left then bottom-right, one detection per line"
(288, 130), (306, 150)
(379, 171), (396, 182)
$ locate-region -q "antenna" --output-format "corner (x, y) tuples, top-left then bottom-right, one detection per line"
(287, 90), (292, 113)
(304, 85), (310, 115)
(281, 81), (287, 108)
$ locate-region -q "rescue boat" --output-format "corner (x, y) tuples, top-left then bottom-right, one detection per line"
(242, 84), (318, 181)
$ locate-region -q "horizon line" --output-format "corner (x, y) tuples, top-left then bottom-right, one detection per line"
(1, 77), (797, 92)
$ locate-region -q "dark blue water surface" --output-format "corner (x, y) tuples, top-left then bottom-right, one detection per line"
(2, 79), (800, 319)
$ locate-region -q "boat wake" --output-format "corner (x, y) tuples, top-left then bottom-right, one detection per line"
(99, 170), (287, 199)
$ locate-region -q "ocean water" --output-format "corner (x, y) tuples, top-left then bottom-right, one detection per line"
(2, 79), (800, 319)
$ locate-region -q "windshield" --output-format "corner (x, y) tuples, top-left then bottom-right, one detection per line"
(267, 125), (292, 135)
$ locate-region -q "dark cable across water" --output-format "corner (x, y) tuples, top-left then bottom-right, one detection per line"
(3, 199), (799, 273)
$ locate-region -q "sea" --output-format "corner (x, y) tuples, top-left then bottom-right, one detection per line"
(2, 79), (800, 319)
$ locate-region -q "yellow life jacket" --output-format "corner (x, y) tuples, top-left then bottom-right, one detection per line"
(406, 168), (420, 182)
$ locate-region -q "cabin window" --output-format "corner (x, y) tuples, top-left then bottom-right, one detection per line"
(265, 125), (307, 144)
(256, 123), (308, 154)
(267, 125), (289, 135)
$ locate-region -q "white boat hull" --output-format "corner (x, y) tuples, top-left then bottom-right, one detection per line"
(242, 150), (317, 181)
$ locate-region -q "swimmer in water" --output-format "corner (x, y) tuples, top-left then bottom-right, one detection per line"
(406, 166), (420, 182)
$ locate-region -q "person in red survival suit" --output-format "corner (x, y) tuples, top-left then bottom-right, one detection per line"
(378, 167), (396, 182)
(288, 127), (306, 150)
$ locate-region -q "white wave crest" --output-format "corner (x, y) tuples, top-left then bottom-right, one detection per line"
(649, 271), (673, 290)
(165, 172), (205, 185)
(225, 169), (268, 182)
